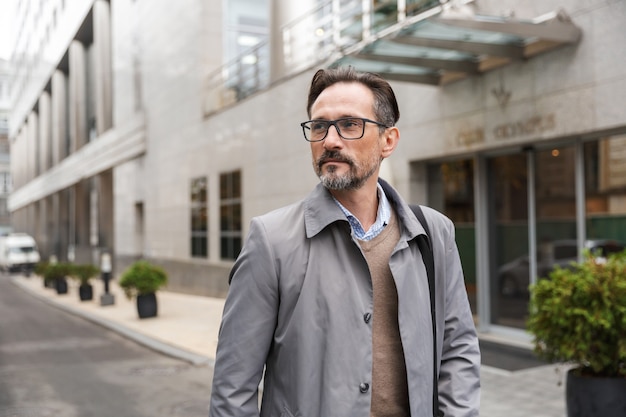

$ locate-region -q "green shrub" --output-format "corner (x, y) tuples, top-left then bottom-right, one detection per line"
(527, 250), (626, 377)
(34, 261), (49, 277)
(119, 260), (168, 299)
(42, 262), (71, 283)
(69, 264), (100, 285)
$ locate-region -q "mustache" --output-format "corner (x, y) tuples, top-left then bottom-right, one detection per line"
(316, 151), (354, 168)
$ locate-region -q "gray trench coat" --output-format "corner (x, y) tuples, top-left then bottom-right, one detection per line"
(209, 179), (480, 417)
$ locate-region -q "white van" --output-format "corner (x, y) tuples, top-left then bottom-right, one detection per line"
(0, 233), (41, 273)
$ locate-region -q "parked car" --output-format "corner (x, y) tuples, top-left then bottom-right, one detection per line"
(498, 239), (624, 297)
(0, 233), (41, 274)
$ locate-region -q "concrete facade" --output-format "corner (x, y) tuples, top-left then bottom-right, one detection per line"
(0, 58), (11, 235)
(7, 0), (626, 340)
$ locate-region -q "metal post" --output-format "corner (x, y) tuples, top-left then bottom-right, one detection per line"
(99, 252), (115, 306)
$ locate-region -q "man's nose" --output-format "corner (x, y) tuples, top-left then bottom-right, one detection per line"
(323, 124), (343, 149)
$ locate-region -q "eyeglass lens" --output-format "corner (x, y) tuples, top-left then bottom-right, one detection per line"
(306, 118), (365, 141)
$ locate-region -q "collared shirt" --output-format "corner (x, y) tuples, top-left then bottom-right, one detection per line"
(333, 183), (391, 241)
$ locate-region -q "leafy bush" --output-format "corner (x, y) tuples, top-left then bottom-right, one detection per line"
(34, 261), (49, 277)
(44, 262), (71, 280)
(527, 250), (626, 377)
(119, 260), (168, 299)
(69, 264), (100, 285)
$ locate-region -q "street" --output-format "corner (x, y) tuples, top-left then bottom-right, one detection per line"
(0, 272), (213, 417)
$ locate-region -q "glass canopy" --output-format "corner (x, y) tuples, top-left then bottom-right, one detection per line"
(331, 5), (582, 85)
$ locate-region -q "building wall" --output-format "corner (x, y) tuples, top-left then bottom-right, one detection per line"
(7, 0), (626, 309)
(104, 0), (626, 296)
(0, 58), (11, 235)
(391, 0), (626, 192)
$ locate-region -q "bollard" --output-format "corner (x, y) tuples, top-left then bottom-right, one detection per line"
(99, 252), (115, 306)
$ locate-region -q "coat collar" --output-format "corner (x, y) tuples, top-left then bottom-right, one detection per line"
(303, 178), (426, 240)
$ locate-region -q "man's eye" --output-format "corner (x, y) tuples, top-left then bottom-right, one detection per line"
(311, 122), (328, 132)
(339, 119), (360, 129)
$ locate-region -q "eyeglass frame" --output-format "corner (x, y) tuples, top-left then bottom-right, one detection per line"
(300, 117), (390, 142)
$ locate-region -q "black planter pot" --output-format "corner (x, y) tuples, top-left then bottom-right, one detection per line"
(566, 369), (626, 417)
(136, 293), (158, 319)
(78, 283), (93, 301)
(55, 278), (68, 294)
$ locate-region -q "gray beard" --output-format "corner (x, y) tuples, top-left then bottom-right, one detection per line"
(319, 163), (378, 191)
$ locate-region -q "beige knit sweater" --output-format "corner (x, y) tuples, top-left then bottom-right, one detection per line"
(358, 210), (410, 417)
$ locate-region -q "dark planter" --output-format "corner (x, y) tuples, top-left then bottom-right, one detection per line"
(55, 278), (68, 294)
(566, 369), (626, 417)
(78, 283), (93, 301)
(136, 293), (158, 319)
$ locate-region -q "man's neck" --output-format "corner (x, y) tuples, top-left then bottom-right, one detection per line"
(330, 179), (380, 232)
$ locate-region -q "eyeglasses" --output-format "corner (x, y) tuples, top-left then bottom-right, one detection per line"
(300, 117), (389, 142)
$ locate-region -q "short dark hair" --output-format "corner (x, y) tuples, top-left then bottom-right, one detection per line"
(306, 66), (400, 128)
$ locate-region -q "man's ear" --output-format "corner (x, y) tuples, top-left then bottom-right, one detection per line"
(381, 126), (399, 158)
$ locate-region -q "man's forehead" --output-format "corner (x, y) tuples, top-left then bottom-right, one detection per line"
(311, 82), (374, 115)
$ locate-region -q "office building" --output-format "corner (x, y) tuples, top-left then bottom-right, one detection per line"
(8, 0), (626, 341)
(0, 58), (12, 235)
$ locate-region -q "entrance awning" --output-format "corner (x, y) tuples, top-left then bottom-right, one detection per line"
(332, 5), (582, 86)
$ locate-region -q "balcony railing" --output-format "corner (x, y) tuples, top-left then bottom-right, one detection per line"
(203, 0), (442, 115)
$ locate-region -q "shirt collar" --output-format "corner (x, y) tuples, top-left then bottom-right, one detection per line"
(303, 178), (425, 241)
(332, 183), (391, 241)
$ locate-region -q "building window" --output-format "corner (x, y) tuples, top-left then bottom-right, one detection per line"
(585, 135), (626, 244)
(0, 172), (11, 194)
(427, 159), (476, 315)
(220, 170), (242, 260)
(190, 177), (207, 257)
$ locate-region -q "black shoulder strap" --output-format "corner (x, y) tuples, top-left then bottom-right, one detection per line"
(410, 205), (441, 417)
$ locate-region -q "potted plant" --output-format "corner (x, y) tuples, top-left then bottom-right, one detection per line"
(527, 250), (626, 417)
(119, 260), (168, 319)
(69, 263), (100, 301)
(35, 261), (53, 288)
(43, 262), (71, 295)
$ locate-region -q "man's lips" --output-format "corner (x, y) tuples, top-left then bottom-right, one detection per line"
(318, 155), (351, 167)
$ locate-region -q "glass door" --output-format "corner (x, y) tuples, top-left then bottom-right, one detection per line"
(426, 159), (476, 315)
(487, 153), (529, 329)
(534, 145), (577, 280)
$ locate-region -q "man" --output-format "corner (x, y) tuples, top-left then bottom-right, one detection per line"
(209, 66), (480, 417)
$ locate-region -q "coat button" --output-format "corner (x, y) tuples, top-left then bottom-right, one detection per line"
(359, 382), (370, 393)
(363, 312), (371, 323)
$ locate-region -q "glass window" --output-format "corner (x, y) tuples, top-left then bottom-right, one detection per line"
(220, 170), (242, 260)
(584, 135), (626, 252)
(224, 0), (269, 100)
(427, 159), (476, 315)
(488, 153), (528, 329)
(535, 145), (577, 278)
(190, 177), (207, 258)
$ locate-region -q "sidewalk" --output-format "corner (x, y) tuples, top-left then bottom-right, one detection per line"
(12, 274), (567, 417)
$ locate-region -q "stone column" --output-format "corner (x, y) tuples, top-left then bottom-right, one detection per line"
(69, 40), (88, 153)
(11, 130), (23, 189)
(73, 179), (91, 264)
(51, 70), (69, 164)
(269, 0), (317, 83)
(27, 111), (39, 182)
(36, 199), (49, 259)
(39, 91), (52, 172)
(46, 195), (55, 260)
(59, 189), (70, 262)
(97, 170), (114, 271)
(13, 207), (26, 234)
(26, 204), (36, 237)
(50, 193), (61, 261)
(94, 0), (113, 134)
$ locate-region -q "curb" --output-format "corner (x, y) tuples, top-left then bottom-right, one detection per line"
(11, 277), (214, 367)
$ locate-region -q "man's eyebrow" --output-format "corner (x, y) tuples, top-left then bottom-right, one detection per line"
(311, 115), (358, 120)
